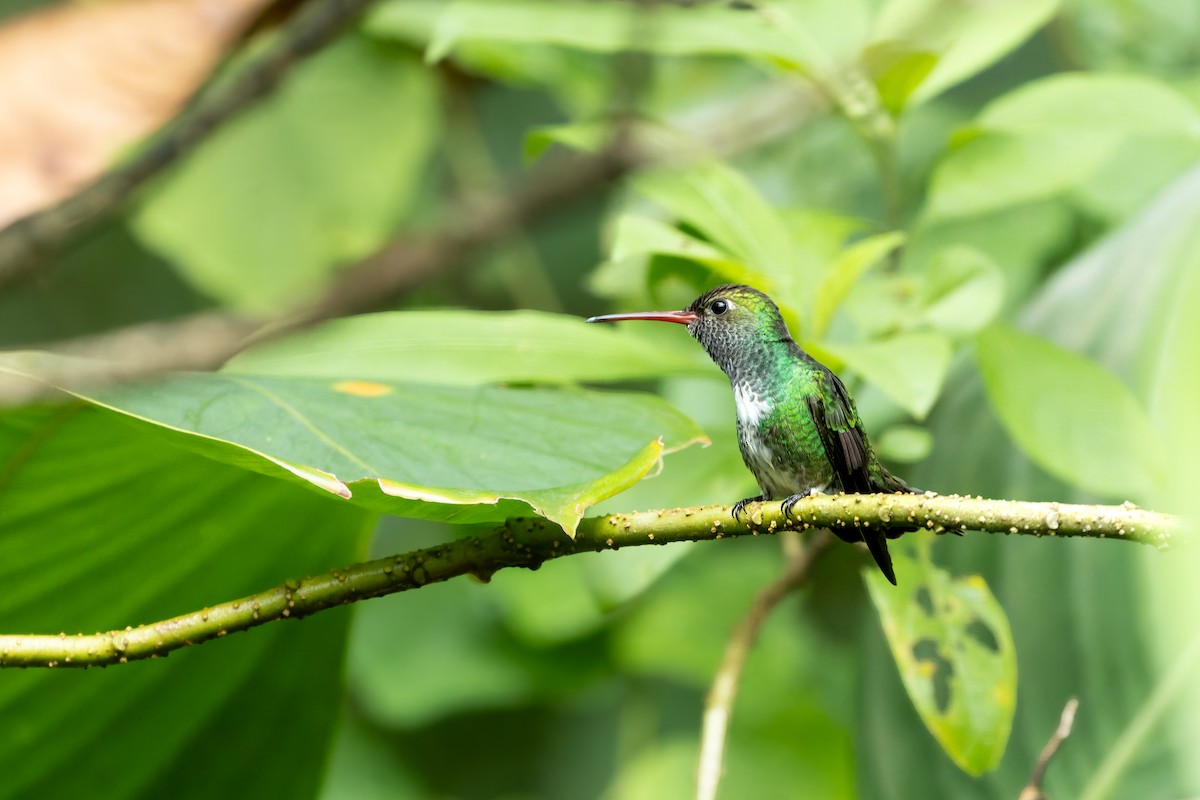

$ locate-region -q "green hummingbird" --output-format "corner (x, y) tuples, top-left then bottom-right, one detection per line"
(589, 283), (925, 585)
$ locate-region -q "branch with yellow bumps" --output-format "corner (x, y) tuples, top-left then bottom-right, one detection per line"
(0, 494), (1181, 668)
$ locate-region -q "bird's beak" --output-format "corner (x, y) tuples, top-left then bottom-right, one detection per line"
(586, 310), (699, 325)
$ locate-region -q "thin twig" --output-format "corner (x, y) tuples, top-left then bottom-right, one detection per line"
(1019, 697), (1080, 800)
(0, 0), (381, 290)
(0, 496), (1181, 668)
(696, 529), (834, 800)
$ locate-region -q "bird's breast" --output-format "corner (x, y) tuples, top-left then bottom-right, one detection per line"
(733, 381), (833, 499)
(733, 382), (772, 428)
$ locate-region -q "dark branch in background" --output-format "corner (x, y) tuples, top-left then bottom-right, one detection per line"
(0, 0), (380, 291)
(0, 312), (259, 406)
(0, 0), (830, 406)
(696, 529), (834, 800)
(0, 496), (1180, 668)
(0, 145), (635, 406)
(1018, 697), (1080, 800)
(0, 80), (824, 407)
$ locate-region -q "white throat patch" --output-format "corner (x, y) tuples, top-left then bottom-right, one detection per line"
(733, 383), (771, 427)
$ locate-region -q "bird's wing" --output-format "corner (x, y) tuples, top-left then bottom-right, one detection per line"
(804, 366), (872, 494)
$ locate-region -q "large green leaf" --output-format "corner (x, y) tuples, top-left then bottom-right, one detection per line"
(0, 353), (705, 535)
(226, 309), (710, 384)
(0, 405), (369, 799)
(132, 35), (438, 314)
(865, 545), (1017, 776)
(976, 324), (1161, 500)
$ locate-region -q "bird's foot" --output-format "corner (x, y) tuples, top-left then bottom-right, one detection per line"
(781, 488), (825, 518)
(731, 495), (764, 522)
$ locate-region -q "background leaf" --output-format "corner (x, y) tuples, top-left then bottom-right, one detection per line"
(871, 0), (1060, 107)
(368, 0), (806, 67)
(977, 73), (1200, 139)
(811, 231), (905, 338)
(925, 131), (1116, 219)
(924, 74), (1200, 220)
(631, 160), (799, 290)
(827, 332), (952, 419)
(132, 35), (439, 314)
(227, 310), (711, 385)
(914, 246), (1005, 336)
(976, 324), (1161, 500)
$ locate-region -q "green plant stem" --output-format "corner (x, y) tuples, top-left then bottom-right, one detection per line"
(0, 495), (1181, 669)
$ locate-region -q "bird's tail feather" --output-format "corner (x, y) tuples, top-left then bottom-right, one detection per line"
(863, 531), (896, 586)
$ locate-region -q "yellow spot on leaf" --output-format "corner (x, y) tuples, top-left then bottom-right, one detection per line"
(963, 575), (988, 591)
(333, 380), (392, 397)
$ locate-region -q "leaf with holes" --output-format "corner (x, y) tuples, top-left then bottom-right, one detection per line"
(865, 547), (1017, 775)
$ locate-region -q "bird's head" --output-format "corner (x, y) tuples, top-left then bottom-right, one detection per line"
(587, 284), (792, 377)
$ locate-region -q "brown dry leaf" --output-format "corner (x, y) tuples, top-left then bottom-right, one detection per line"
(0, 0), (277, 227)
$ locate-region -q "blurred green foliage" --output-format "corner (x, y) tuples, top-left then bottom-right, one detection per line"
(1, 0), (1198, 798)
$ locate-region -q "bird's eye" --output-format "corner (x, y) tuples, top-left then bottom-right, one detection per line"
(710, 299), (729, 315)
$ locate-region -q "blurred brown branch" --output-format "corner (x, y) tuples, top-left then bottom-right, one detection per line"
(696, 529), (834, 800)
(0, 0), (380, 291)
(0, 144), (635, 405)
(1018, 697), (1080, 800)
(0, 77), (823, 406)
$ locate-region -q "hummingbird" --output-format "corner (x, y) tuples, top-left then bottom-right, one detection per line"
(589, 283), (926, 585)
